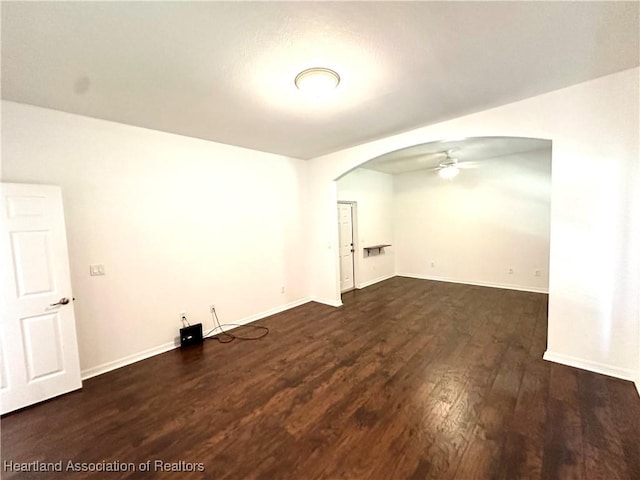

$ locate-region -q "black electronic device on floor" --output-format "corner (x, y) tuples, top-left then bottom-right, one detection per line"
(180, 323), (203, 348)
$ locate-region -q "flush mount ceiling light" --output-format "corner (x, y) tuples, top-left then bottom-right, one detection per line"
(294, 67), (340, 97)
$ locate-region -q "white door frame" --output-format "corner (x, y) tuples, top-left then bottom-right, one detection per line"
(338, 201), (358, 293)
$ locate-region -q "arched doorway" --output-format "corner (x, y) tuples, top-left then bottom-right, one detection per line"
(335, 136), (552, 299)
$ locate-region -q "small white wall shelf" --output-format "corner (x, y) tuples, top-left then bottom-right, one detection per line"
(364, 244), (391, 256)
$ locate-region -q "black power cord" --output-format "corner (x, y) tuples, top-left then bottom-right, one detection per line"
(203, 307), (269, 343)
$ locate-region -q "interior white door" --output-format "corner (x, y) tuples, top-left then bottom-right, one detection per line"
(1, 183), (82, 414)
(338, 203), (355, 292)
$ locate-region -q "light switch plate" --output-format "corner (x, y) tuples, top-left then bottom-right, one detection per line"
(90, 264), (105, 276)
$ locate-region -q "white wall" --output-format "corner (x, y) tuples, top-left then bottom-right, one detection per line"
(308, 67), (640, 384)
(2, 68), (638, 392)
(394, 148), (551, 293)
(1, 101), (310, 377)
(337, 168), (394, 288)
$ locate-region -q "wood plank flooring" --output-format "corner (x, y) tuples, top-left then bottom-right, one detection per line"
(2, 277), (639, 479)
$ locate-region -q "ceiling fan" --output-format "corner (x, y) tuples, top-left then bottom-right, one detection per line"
(426, 150), (477, 179)
(364, 147), (480, 176)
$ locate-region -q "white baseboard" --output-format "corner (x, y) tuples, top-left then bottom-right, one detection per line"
(81, 341), (178, 380)
(81, 297), (313, 381)
(356, 273), (395, 289)
(396, 272), (549, 294)
(311, 296), (343, 308)
(543, 350), (637, 382)
(218, 297), (312, 329)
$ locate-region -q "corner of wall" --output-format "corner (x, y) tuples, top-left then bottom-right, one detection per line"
(311, 297), (343, 308)
(543, 350), (637, 383)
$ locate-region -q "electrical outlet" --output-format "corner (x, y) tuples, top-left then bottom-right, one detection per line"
(209, 304), (216, 313)
(179, 310), (186, 323)
(534, 269), (541, 277)
(430, 262), (435, 268)
(281, 286), (285, 293)
(508, 268), (514, 274)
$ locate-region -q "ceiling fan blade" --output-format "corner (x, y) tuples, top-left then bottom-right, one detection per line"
(458, 162), (480, 169)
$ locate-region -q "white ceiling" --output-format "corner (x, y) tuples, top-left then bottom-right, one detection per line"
(2, 2), (638, 160)
(360, 136), (551, 175)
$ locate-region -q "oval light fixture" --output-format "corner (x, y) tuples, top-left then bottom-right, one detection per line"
(295, 67), (340, 97)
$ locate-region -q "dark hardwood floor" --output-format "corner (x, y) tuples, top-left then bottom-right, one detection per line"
(2, 277), (639, 479)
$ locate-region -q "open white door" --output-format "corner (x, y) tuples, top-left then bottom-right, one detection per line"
(1, 183), (81, 414)
(338, 203), (355, 292)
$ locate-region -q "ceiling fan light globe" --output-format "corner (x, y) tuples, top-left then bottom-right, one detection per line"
(438, 165), (460, 179)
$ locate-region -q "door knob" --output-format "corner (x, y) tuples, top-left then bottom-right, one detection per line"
(50, 297), (70, 306)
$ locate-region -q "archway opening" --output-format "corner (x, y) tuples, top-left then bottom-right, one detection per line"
(335, 136), (552, 298)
